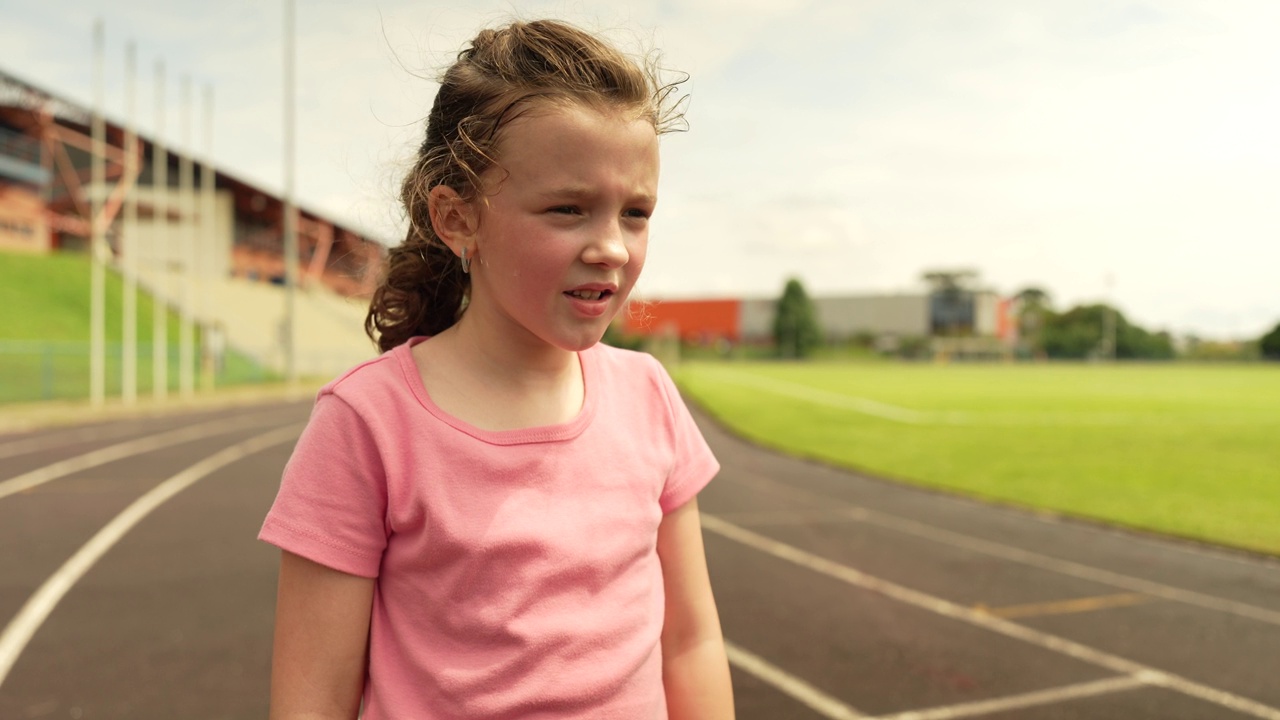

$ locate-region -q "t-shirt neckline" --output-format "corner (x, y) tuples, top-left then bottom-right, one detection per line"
(396, 336), (597, 446)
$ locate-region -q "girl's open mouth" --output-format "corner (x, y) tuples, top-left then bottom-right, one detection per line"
(566, 290), (612, 301)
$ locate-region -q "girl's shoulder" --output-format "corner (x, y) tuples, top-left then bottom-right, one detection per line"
(586, 342), (673, 391)
(586, 341), (665, 375)
(585, 342), (685, 415)
(317, 339), (420, 413)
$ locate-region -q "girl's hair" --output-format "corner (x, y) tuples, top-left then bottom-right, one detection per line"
(365, 19), (686, 352)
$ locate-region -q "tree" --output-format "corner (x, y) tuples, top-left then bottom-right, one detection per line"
(1013, 286), (1052, 356)
(1040, 304), (1174, 360)
(773, 277), (822, 359)
(1261, 321), (1280, 361)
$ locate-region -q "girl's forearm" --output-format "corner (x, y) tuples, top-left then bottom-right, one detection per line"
(663, 635), (735, 720)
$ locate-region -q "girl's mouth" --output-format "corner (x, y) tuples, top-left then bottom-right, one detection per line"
(566, 289), (612, 301)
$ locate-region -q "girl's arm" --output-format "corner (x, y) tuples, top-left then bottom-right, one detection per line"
(269, 550), (375, 720)
(657, 497), (736, 719)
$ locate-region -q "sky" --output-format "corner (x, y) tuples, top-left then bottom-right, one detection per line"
(1, 0), (1277, 340)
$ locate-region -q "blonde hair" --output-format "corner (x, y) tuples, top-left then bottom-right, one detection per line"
(365, 19), (686, 352)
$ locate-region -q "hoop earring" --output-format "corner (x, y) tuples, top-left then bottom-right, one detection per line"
(460, 247), (471, 274)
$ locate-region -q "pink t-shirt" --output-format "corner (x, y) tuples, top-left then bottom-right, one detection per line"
(259, 338), (719, 719)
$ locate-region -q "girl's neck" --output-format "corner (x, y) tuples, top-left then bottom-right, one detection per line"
(448, 311), (579, 387)
(410, 313), (587, 432)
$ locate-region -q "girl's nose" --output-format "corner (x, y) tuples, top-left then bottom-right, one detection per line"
(584, 220), (630, 268)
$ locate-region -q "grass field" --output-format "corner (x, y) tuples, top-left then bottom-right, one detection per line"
(0, 251), (273, 403)
(674, 361), (1280, 555)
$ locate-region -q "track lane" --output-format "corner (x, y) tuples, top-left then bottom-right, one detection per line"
(0, 399), (1277, 719)
(692, 406), (1280, 718)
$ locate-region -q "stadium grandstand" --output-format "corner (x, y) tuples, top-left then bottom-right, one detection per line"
(0, 65), (385, 377)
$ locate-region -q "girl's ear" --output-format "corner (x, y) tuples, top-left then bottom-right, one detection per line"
(427, 185), (479, 255)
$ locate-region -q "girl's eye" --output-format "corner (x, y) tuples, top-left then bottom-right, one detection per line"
(548, 205), (580, 215)
(624, 208), (652, 220)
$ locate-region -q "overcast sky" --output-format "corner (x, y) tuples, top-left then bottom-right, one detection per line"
(2, 0), (1277, 339)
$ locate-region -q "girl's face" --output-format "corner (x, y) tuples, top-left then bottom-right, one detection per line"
(463, 103), (660, 355)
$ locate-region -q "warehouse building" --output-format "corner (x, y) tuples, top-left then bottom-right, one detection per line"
(622, 289), (1014, 354)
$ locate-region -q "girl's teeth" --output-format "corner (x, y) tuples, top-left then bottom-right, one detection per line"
(572, 290), (603, 300)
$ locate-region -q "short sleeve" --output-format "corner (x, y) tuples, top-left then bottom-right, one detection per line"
(653, 359), (720, 514)
(258, 393), (389, 577)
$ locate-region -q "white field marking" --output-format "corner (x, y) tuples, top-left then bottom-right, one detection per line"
(0, 412), (295, 501)
(701, 514), (1280, 720)
(727, 468), (1280, 627)
(0, 423), (304, 688)
(869, 675), (1148, 720)
(712, 370), (933, 424)
(709, 369), (1276, 428)
(725, 641), (867, 719)
(0, 422), (147, 461)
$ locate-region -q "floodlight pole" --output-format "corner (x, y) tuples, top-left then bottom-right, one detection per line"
(179, 76), (195, 398)
(122, 42), (138, 405)
(283, 0), (298, 385)
(202, 84), (216, 392)
(152, 60), (169, 402)
(1104, 274), (1116, 361)
(90, 19), (106, 408)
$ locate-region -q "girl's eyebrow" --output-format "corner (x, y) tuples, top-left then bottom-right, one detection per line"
(538, 186), (593, 200)
(539, 186), (657, 205)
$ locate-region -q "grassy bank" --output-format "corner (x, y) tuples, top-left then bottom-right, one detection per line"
(0, 251), (273, 403)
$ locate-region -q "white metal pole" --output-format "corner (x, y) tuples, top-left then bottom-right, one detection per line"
(122, 41), (138, 405)
(1105, 274), (1117, 361)
(152, 60), (169, 401)
(90, 19), (106, 408)
(179, 75), (195, 398)
(201, 83), (216, 392)
(283, 0), (298, 385)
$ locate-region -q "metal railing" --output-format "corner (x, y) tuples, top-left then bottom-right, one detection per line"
(0, 340), (275, 405)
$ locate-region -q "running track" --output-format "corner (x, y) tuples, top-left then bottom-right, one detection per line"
(1, 397), (1278, 719)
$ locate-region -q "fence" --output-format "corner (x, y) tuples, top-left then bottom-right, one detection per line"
(0, 340), (275, 405)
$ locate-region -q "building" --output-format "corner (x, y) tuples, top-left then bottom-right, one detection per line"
(0, 66), (387, 375)
(0, 66), (383, 292)
(621, 289), (1015, 352)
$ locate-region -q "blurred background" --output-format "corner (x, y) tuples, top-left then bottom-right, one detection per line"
(2, 0), (1279, 407)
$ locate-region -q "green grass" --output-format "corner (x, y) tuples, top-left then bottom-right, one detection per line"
(0, 251), (274, 403)
(675, 361), (1280, 555)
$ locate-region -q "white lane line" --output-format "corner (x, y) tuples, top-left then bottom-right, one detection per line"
(702, 514), (1280, 720)
(0, 423), (304, 688)
(870, 675), (1148, 720)
(716, 510), (857, 527)
(0, 423), (144, 461)
(725, 640), (867, 719)
(0, 412), (295, 501)
(728, 468), (1280, 627)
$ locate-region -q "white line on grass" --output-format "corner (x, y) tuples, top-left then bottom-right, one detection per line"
(728, 468), (1280, 627)
(710, 371), (936, 424)
(0, 412), (295, 501)
(708, 370), (1272, 427)
(702, 513), (1280, 720)
(869, 675), (1148, 719)
(0, 423), (305, 688)
(726, 641), (867, 718)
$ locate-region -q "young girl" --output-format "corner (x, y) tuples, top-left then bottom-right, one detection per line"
(259, 19), (734, 720)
